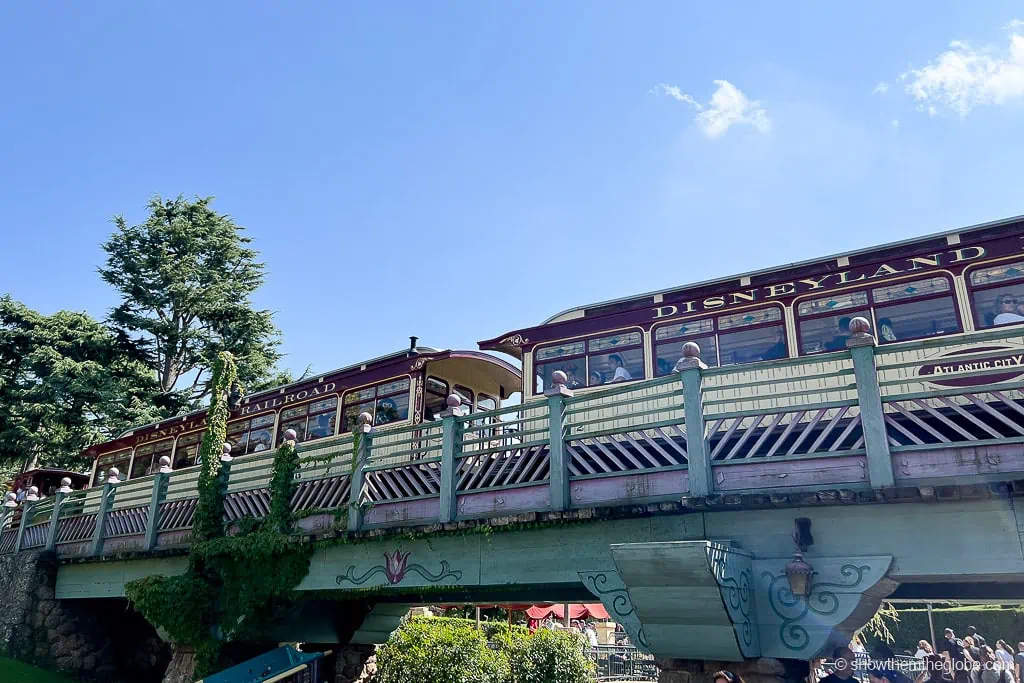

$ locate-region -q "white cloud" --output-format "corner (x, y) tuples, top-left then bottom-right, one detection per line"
(900, 20), (1024, 116)
(652, 80), (770, 139)
(891, 119), (900, 130)
(873, 81), (890, 94)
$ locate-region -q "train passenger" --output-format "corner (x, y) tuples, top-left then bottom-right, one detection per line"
(878, 318), (897, 343)
(993, 295), (1024, 325)
(607, 354), (632, 383)
(824, 317), (853, 352)
(589, 370), (604, 386)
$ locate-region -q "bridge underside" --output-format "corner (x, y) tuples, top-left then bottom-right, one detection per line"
(54, 495), (1024, 662)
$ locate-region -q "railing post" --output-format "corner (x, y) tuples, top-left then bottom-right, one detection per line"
(0, 493), (15, 535)
(545, 371), (574, 511)
(677, 343), (712, 498)
(847, 317), (895, 489)
(14, 488), (39, 554)
(90, 470), (119, 557)
(348, 415), (373, 533)
(45, 478), (73, 552)
(144, 457), (173, 551)
(439, 395), (465, 523)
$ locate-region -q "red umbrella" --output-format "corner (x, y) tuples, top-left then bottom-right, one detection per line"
(524, 603), (609, 620)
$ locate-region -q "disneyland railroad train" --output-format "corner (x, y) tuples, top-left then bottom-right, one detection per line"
(17, 213), (1024, 492)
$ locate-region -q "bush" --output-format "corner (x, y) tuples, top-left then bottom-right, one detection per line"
(416, 616), (530, 640)
(376, 618), (508, 683)
(499, 628), (595, 683)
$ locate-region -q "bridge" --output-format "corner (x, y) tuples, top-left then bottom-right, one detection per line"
(5, 318), (1024, 682)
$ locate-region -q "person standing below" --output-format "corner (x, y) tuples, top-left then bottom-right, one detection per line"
(938, 629), (974, 683)
(968, 627), (988, 649)
(585, 623), (599, 648)
(819, 645), (857, 683)
(996, 642), (1016, 673)
(917, 641), (935, 658)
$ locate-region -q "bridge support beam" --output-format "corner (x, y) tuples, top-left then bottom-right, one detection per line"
(847, 319), (895, 489)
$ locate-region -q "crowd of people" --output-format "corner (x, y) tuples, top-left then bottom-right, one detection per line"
(811, 626), (1024, 683)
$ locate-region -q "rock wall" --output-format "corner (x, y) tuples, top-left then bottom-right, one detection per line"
(334, 644), (377, 683)
(0, 550), (169, 682)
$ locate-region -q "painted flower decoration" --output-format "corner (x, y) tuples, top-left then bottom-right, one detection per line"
(383, 550), (410, 584)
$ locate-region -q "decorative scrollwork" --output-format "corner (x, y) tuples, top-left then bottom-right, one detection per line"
(499, 334), (529, 346)
(761, 563), (870, 651)
(707, 545), (756, 651)
(580, 571), (650, 651)
(336, 550), (463, 586)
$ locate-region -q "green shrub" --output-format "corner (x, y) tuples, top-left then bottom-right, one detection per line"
(415, 616), (530, 640)
(499, 628), (594, 683)
(376, 618), (508, 683)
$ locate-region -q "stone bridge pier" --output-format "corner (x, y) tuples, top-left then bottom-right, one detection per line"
(0, 550), (168, 682)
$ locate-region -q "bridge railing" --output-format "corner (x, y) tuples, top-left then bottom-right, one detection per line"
(9, 317), (1024, 558)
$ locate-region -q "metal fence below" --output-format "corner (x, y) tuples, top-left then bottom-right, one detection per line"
(588, 644), (659, 682)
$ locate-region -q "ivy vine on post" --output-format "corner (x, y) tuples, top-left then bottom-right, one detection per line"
(192, 351), (238, 543)
(125, 352), (315, 679)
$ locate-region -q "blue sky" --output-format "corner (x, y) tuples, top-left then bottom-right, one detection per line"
(2, 2), (1024, 378)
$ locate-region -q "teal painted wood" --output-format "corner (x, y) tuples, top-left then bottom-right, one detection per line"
(545, 385), (571, 511)
(679, 361), (711, 497)
(13, 500), (35, 554)
(847, 333), (895, 488)
(349, 428), (372, 532)
(438, 412), (459, 523)
(90, 484), (115, 557)
(45, 493), (66, 551)
(144, 473), (168, 551)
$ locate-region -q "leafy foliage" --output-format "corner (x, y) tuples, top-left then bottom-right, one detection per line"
(498, 628), (594, 683)
(100, 195), (283, 411)
(378, 619), (594, 683)
(376, 618), (509, 683)
(0, 296), (160, 471)
(126, 381), (313, 679)
(192, 351), (237, 543)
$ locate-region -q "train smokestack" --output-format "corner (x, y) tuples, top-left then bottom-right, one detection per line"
(409, 336), (419, 355)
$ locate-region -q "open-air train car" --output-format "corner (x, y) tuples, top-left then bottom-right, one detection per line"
(82, 344), (520, 487)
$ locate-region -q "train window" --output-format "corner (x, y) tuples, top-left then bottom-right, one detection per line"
(797, 276), (960, 353)
(227, 419), (250, 456)
(797, 291), (869, 317)
(969, 261), (1024, 328)
(654, 336), (718, 375)
(423, 377), (448, 421)
(477, 394), (497, 412)
(719, 325), (787, 366)
(173, 433), (202, 470)
(342, 378), (411, 430)
(247, 414), (275, 454)
(535, 330), (646, 392)
(277, 397), (338, 444)
(96, 448), (133, 482)
(718, 307), (782, 330)
(799, 313), (859, 354)
(454, 385), (474, 411)
(875, 297), (959, 342)
(131, 440), (173, 479)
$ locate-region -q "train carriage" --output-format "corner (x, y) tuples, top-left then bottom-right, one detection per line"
(82, 342), (520, 487)
(480, 215), (1024, 466)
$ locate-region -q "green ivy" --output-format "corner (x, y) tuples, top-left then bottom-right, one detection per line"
(191, 351), (237, 543)
(125, 355), (314, 679)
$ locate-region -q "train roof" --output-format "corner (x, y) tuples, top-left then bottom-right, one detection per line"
(479, 214), (1024, 357)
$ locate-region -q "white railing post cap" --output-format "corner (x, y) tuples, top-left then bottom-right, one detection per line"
(3, 492), (17, 508)
(846, 316), (876, 348)
(220, 442), (233, 462)
(158, 456), (173, 474)
(106, 468), (121, 485)
(544, 370), (574, 398)
(675, 341), (707, 371)
(357, 412), (374, 434)
(441, 393), (466, 417)
(25, 486), (39, 502)
(57, 477), (73, 494)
